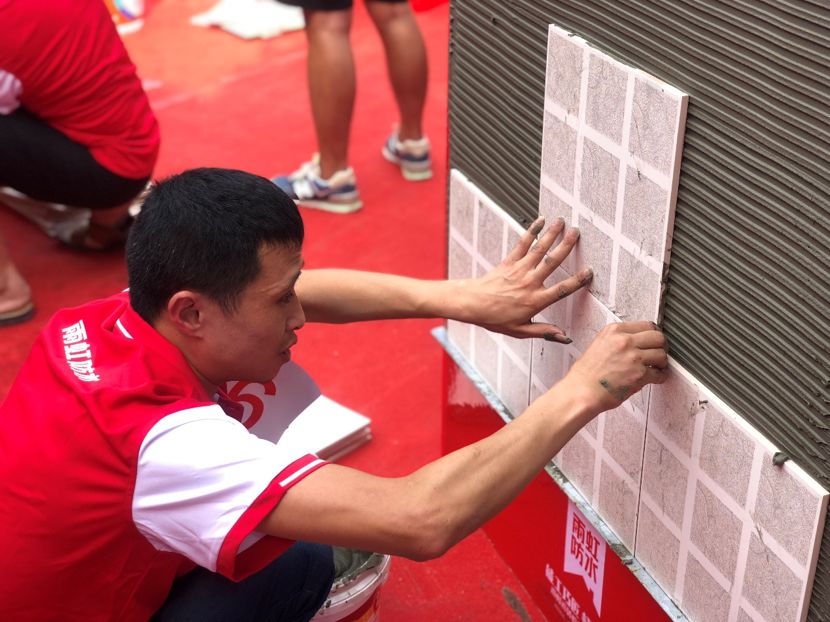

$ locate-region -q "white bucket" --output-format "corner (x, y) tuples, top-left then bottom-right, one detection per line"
(314, 552), (391, 622)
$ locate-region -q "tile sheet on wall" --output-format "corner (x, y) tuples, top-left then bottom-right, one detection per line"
(640, 362), (829, 622)
(540, 24), (688, 324)
(447, 170), (533, 419)
(447, 165), (829, 621)
(445, 22), (829, 622)
(534, 23), (688, 554)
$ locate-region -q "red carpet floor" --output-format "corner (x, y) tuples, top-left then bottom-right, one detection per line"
(0, 1), (548, 619)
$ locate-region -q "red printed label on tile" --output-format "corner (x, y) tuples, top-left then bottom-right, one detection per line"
(564, 501), (606, 616)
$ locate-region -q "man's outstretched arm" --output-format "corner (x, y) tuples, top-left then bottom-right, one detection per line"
(296, 217), (594, 341)
(257, 321), (667, 560)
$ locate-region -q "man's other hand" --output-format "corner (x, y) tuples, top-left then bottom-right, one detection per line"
(456, 217), (593, 342)
(563, 321), (669, 414)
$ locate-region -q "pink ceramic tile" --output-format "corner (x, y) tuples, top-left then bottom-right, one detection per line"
(579, 137), (620, 226)
(640, 361), (829, 622)
(446, 320), (472, 363)
(628, 77), (682, 176)
(612, 246), (661, 322)
(636, 500), (680, 595)
(596, 460), (638, 549)
(530, 340), (566, 394)
(681, 553), (731, 622)
(542, 111), (578, 194)
(641, 431), (689, 528)
(689, 482), (742, 579)
(447, 236), (473, 280)
(499, 342), (531, 418)
(698, 403), (754, 507)
(544, 27), (584, 115)
(585, 53), (628, 145)
(449, 169), (475, 244)
(505, 226), (522, 263)
(501, 333), (532, 371)
(537, 268), (572, 329)
(647, 366), (700, 456)
(627, 382), (650, 419)
(568, 287), (615, 354)
(742, 533), (803, 622)
(754, 450), (823, 566)
(539, 185), (572, 225)
(476, 199), (505, 267)
(620, 166), (668, 259)
(600, 405), (645, 482)
(571, 219), (614, 309)
(472, 325), (499, 393)
(736, 609), (754, 622)
(557, 431), (596, 504)
(584, 416), (598, 438)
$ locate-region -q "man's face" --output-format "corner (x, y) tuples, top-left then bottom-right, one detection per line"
(201, 243), (305, 385)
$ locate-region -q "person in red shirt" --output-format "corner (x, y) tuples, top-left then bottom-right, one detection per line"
(0, 0), (160, 326)
(0, 168), (667, 620)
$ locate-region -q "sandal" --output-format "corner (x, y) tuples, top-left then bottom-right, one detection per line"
(0, 300), (34, 327)
(57, 215), (134, 252)
(1, 186), (137, 252)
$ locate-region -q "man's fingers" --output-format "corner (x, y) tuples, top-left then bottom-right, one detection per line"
(519, 219), (567, 269)
(539, 268), (594, 305)
(500, 322), (572, 343)
(642, 365), (669, 386)
(617, 320), (660, 334)
(629, 328), (668, 351)
(640, 347), (669, 369)
(532, 227), (581, 278)
(504, 217), (546, 263)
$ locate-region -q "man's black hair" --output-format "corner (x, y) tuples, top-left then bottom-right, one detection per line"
(126, 168), (304, 323)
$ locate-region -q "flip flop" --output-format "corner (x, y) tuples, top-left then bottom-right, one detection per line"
(0, 300), (35, 327)
(58, 215), (134, 252)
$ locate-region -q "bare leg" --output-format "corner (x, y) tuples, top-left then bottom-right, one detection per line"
(304, 9), (355, 179)
(366, 1), (428, 141)
(0, 234), (32, 318)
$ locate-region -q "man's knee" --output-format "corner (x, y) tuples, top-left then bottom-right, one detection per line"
(286, 542), (334, 615)
(366, 0), (413, 28)
(304, 8), (353, 38)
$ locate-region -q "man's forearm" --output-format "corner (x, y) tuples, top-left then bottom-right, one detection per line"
(262, 379), (598, 560)
(297, 269), (461, 324)
(402, 381), (597, 554)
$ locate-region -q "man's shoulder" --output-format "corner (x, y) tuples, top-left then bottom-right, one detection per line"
(23, 292), (205, 411)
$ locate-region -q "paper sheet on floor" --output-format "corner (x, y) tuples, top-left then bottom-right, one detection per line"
(191, 0), (304, 40)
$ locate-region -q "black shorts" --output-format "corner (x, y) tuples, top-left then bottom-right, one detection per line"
(278, 0), (408, 12)
(0, 108), (149, 209)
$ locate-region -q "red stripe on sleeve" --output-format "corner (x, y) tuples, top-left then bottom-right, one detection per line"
(215, 454), (328, 580)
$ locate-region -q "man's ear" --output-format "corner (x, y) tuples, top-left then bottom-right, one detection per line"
(166, 291), (207, 336)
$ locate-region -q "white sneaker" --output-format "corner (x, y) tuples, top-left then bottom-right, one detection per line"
(272, 156), (363, 213)
(382, 131), (432, 181)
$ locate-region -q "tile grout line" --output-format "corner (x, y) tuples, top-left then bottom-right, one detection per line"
(571, 45), (590, 216)
(649, 416), (812, 586)
(633, 369), (656, 556)
(673, 401), (706, 602)
(728, 442), (765, 622)
(469, 192), (481, 365)
(591, 412), (606, 507)
(684, 542), (732, 593)
(545, 94), (673, 192)
(608, 69), (636, 312)
(540, 171), (663, 274)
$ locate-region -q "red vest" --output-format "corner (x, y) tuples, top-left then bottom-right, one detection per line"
(0, 294), (309, 620)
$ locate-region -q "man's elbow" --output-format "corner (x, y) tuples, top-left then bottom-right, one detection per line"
(394, 505), (465, 562)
